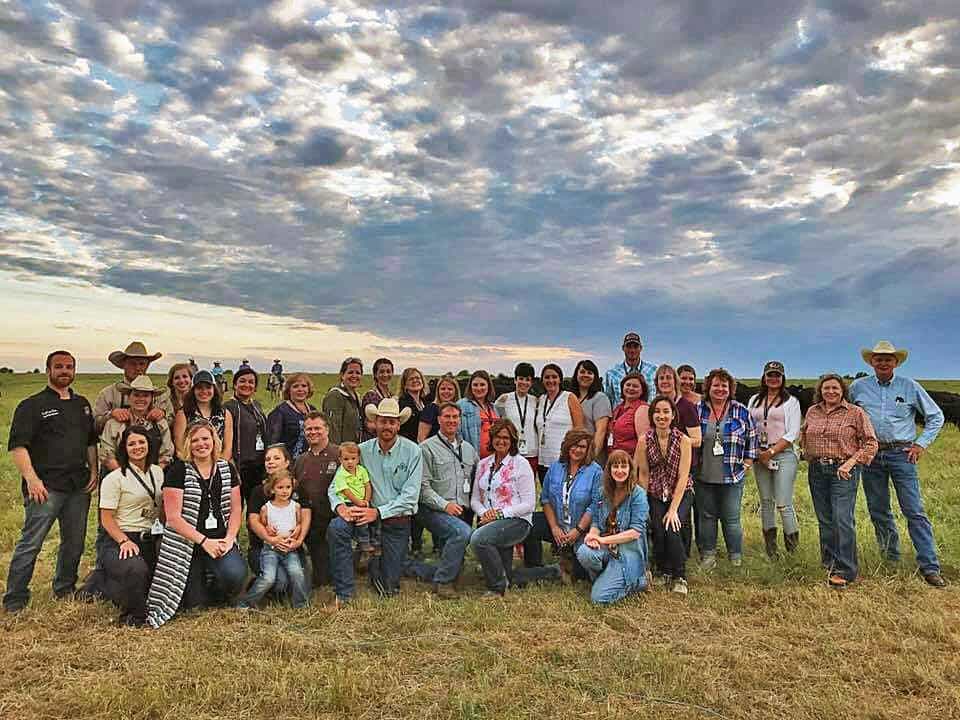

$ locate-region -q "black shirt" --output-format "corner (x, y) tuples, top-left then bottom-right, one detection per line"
(398, 393), (424, 442)
(225, 398), (266, 464)
(163, 460), (239, 539)
(8, 386), (97, 495)
(246, 483), (312, 555)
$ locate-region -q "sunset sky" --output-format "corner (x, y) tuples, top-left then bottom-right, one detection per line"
(1, 1), (959, 378)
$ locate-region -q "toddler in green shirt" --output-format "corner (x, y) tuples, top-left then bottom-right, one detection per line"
(333, 442), (380, 554)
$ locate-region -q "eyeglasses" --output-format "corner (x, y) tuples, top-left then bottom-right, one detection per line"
(493, 434), (513, 442)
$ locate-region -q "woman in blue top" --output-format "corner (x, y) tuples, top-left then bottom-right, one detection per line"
(576, 449), (649, 604)
(521, 429), (601, 583)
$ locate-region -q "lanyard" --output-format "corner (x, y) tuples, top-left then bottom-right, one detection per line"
(709, 401), (728, 426)
(194, 464), (219, 517)
(541, 392), (561, 427)
(128, 465), (159, 502)
(486, 459), (504, 495)
(438, 435), (464, 464)
(514, 393), (530, 433)
(562, 467), (579, 523)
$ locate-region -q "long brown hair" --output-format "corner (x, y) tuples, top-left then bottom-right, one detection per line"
(601, 449), (637, 533)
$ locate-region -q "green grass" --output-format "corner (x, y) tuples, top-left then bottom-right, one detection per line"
(0, 373), (959, 719)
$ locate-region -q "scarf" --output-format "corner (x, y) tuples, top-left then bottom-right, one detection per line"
(146, 460), (233, 628)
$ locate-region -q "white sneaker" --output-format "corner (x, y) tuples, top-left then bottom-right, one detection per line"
(700, 554), (717, 571)
(672, 578), (688, 595)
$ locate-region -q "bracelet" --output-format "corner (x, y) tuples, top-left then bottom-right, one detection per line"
(197, 535), (207, 546)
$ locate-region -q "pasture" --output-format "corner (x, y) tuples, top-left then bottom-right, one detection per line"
(0, 372), (958, 720)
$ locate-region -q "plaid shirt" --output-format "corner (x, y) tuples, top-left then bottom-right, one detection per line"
(698, 400), (759, 484)
(800, 401), (878, 466)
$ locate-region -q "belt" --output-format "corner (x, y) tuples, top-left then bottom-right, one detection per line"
(878, 441), (911, 450)
(813, 458), (842, 465)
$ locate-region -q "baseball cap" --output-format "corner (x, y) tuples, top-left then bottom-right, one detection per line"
(622, 332), (642, 346)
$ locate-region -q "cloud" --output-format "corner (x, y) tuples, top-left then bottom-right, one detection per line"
(2, 0), (960, 375)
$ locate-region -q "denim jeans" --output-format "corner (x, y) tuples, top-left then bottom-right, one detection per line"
(242, 546), (310, 608)
(808, 462), (860, 582)
(861, 448), (941, 574)
(180, 545), (248, 610)
(575, 544), (647, 605)
(469, 518), (530, 594)
(753, 450), (799, 534)
(405, 508), (472, 585)
(695, 481), (745, 558)
(4, 489), (91, 610)
(648, 491), (692, 579)
(328, 516), (410, 600)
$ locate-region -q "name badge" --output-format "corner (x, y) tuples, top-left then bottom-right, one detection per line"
(607, 433), (614, 449)
(518, 438), (528, 455)
(327, 462), (337, 472)
(462, 479), (471, 495)
(712, 441), (724, 456)
(540, 430), (546, 447)
(151, 519), (165, 536)
(255, 433), (265, 451)
(204, 513), (218, 530)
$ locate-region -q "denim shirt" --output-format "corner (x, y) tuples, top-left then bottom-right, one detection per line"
(589, 486), (649, 591)
(849, 374), (944, 448)
(456, 398), (498, 453)
(540, 460), (602, 530)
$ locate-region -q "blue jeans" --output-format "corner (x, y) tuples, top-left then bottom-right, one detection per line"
(575, 544), (647, 605)
(405, 508), (472, 585)
(753, 450), (799, 534)
(469, 518), (530, 594)
(181, 545), (248, 610)
(328, 516), (410, 600)
(695, 481), (744, 558)
(808, 462), (860, 582)
(4, 489), (91, 610)
(241, 546), (310, 608)
(861, 448), (941, 574)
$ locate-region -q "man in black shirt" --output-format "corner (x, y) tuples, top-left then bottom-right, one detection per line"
(4, 350), (98, 612)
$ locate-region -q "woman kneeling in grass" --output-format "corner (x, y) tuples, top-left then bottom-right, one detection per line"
(576, 450), (649, 604)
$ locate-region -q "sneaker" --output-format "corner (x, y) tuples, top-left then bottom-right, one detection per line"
(672, 578), (688, 595)
(923, 573), (948, 588)
(433, 582), (459, 600)
(730, 554), (743, 568)
(700, 554), (717, 571)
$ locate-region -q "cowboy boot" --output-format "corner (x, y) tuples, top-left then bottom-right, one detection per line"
(763, 528), (779, 559)
(784, 530), (800, 553)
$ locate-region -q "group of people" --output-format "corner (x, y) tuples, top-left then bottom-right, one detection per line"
(3, 333), (949, 626)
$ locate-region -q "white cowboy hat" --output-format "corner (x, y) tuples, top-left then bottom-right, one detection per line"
(365, 397), (413, 424)
(861, 340), (908, 367)
(122, 375), (165, 395)
(109, 341), (162, 369)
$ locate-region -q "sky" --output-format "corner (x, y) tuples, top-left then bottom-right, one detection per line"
(1, 0), (959, 378)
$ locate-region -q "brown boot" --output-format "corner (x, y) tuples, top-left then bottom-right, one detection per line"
(763, 528), (779, 559)
(433, 582), (460, 600)
(558, 555), (574, 586)
(784, 531), (800, 553)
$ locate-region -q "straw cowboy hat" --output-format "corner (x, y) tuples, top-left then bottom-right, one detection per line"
(861, 340), (908, 367)
(122, 375), (165, 395)
(109, 341), (162, 369)
(365, 397), (412, 424)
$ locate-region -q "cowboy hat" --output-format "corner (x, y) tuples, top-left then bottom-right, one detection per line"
(122, 375), (165, 395)
(109, 341), (162, 369)
(365, 397), (413, 424)
(861, 340), (908, 367)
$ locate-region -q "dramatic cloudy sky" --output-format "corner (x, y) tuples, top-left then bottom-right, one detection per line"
(2, 0), (959, 377)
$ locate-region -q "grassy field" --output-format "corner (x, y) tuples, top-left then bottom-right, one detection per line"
(0, 373), (959, 719)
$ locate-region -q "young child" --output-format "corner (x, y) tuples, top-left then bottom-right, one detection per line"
(333, 442), (380, 554)
(239, 473), (310, 609)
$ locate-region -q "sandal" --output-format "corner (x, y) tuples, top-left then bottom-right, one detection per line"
(827, 574), (848, 589)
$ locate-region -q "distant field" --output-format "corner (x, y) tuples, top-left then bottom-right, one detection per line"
(0, 372), (959, 719)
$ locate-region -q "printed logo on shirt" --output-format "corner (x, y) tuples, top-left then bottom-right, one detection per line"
(41, 409), (60, 419)
(83, 406), (91, 415)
